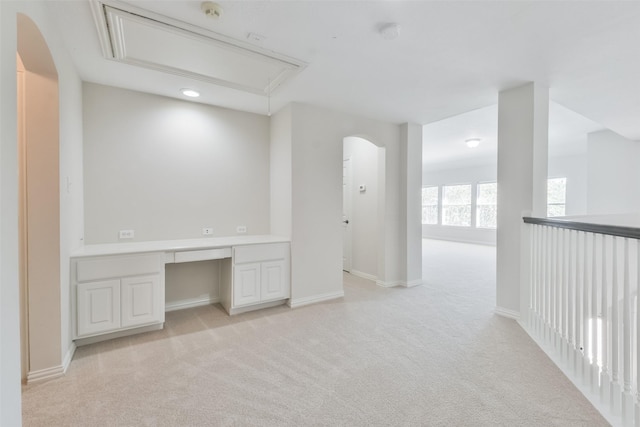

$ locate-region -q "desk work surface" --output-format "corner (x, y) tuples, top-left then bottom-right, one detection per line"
(71, 235), (290, 258)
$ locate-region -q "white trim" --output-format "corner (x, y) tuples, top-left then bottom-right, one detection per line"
(75, 323), (163, 347)
(288, 291), (344, 309)
(494, 306), (520, 320)
(228, 299), (287, 315)
(349, 269), (377, 282)
(27, 365), (64, 384)
(165, 297), (220, 312)
(376, 280), (399, 288)
(402, 279), (423, 288)
(62, 342), (77, 374)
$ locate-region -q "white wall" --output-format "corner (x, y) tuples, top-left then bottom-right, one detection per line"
(343, 136), (380, 279)
(83, 83), (270, 243)
(422, 164), (497, 245)
(1, 1), (84, 423)
(587, 129), (640, 215)
(271, 102), (406, 305)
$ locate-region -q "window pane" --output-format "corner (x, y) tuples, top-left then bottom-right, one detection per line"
(476, 182), (497, 228)
(421, 186), (438, 225)
(442, 184), (471, 226)
(547, 178), (566, 217)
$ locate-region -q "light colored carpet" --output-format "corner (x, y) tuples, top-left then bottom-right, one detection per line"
(22, 239), (609, 426)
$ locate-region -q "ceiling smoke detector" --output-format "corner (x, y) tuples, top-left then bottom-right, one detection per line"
(379, 23), (401, 40)
(201, 2), (223, 19)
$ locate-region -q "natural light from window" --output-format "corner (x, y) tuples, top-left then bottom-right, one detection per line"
(547, 177), (567, 217)
(442, 184), (471, 227)
(476, 182), (497, 229)
(422, 186), (438, 225)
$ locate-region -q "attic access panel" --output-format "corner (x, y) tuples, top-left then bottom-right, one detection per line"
(96, 3), (306, 95)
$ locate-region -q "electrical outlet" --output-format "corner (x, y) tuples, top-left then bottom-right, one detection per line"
(236, 226), (247, 234)
(119, 229), (134, 239)
(202, 227), (214, 236)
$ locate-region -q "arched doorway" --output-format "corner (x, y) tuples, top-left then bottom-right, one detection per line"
(342, 136), (385, 283)
(17, 13), (61, 383)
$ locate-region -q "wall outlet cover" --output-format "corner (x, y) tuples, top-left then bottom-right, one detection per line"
(236, 226), (247, 234)
(202, 227), (214, 236)
(119, 229), (134, 239)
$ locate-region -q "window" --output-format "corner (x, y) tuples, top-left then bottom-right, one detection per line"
(476, 182), (497, 229)
(442, 184), (471, 226)
(547, 177), (567, 217)
(422, 186), (439, 225)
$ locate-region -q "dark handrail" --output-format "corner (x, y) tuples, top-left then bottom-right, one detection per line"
(523, 217), (640, 240)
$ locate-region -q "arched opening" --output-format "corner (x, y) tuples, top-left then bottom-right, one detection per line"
(17, 13), (61, 383)
(342, 136), (385, 283)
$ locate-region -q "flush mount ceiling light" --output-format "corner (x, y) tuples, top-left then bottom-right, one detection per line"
(379, 23), (401, 40)
(201, 1), (223, 19)
(181, 88), (200, 98)
(465, 138), (482, 148)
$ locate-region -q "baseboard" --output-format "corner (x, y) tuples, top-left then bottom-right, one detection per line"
(27, 365), (65, 384)
(228, 299), (287, 315)
(349, 269), (377, 281)
(165, 296), (220, 312)
(62, 342), (77, 374)
(376, 280), (400, 288)
(494, 306), (520, 320)
(288, 291), (344, 308)
(74, 323), (164, 347)
(403, 279), (423, 288)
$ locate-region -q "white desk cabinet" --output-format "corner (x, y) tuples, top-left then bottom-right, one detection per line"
(222, 243), (290, 315)
(73, 253), (164, 340)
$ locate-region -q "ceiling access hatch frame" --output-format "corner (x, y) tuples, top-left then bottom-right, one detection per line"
(90, 0), (307, 95)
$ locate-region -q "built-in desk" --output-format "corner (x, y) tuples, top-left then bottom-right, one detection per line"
(70, 235), (290, 345)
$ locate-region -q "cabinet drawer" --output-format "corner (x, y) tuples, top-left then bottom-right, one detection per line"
(234, 243), (289, 264)
(174, 248), (231, 263)
(76, 253), (162, 282)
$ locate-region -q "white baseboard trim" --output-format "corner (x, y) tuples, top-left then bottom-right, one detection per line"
(62, 342), (77, 374)
(349, 269), (377, 282)
(375, 280), (400, 288)
(27, 365), (65, 384)
(228, 299), (287, 315)
(165, 296), (220, 312)
(75, 323), (164, 347)
(494, 306), (520, 320)
(288, 291), (344, 309)
(403, 279), (423, 288)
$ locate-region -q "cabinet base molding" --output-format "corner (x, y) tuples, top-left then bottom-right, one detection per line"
(288, 291), (344, 309)
(165, 296), (220, 312)
(227, 299), (287, 315)
(75, 323), (164, 347)
(349, 269), (377, 281)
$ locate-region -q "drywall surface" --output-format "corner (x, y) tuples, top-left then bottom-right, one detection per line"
(83, 83), (270, 243)
(587, 129), (640, 215)
(344, 136), (380, 278)
(548, 154), (587, 216)
(270, 105), (292, 238)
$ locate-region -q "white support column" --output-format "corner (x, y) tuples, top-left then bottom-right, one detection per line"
(399, 123), (422, 288)
(497, 82), (549, 317)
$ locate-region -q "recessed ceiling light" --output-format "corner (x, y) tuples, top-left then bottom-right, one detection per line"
(181, 88), (200, 98)
(465, 138), (481, 148)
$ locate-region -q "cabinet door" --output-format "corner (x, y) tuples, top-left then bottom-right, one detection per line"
(233, 263), (261, 307)
(121, 275), (163, 328)
(261, 260), (289, 302)
(77, 279), (121, 337)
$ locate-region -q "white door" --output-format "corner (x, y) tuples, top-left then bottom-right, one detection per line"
(121, 275), (163, 328)
(343, 158), (352, 272)
(77, 279), (121, 337)
(233, 263), (262, 307)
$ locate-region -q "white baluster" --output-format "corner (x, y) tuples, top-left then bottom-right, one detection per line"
(569, 229), (576, 374)
(557, 227), (563, 350)
(635, 238), (640, 427)
(623, 238), (633, 424)
(551, 226), (557, 347)
(612, 236), (621, 414)
(529, 225), (536, 329)
(601, 234), (610, 404)
(592, 235), (599, 388)
(583, 232), (591, 383)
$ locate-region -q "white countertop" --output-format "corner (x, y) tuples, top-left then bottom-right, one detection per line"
(71, 235), (290, 258)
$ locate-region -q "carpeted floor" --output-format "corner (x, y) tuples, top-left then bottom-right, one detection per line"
(21, 239), (609, 426)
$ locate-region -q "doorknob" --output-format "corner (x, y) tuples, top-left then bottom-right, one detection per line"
(343, 219), (349, 224)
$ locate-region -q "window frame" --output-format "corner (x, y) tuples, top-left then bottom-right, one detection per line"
(441, 183), (472, 227)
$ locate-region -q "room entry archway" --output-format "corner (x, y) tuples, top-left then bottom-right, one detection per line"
(342, 135), (386, 283)
(17, 13), (61, 383)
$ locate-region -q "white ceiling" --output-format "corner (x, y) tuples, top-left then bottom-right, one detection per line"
(422, 102), (605, 169)
(49, 0), (640, 143)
